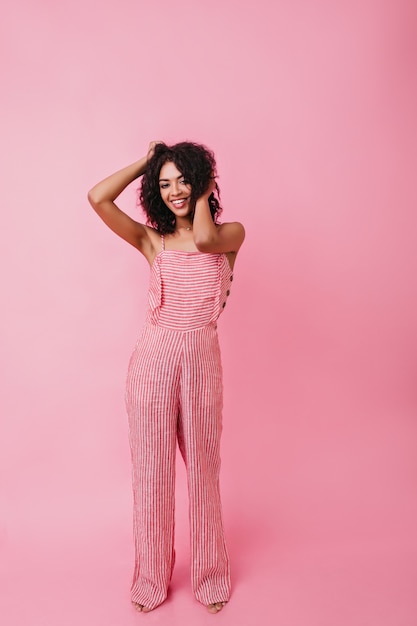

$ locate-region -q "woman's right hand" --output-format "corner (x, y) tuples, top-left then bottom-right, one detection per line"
(147, 141), (164, 163)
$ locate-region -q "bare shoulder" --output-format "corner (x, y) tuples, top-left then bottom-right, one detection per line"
(217, 221), (245, 231)
(144, 224), (161, 245)
(216, 221), (245, 250)
(142, 225), (163, 265)
(214, 222), (244, 270)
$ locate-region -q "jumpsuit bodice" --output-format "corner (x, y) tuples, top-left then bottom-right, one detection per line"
(146, 240), (234, 331)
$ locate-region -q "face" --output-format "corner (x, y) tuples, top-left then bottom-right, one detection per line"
(159, 161), (192, 217)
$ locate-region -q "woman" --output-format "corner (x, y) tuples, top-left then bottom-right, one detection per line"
(88, 141), (245, 614)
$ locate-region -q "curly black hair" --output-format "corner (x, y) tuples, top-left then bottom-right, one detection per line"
(138, 141), (222, 234)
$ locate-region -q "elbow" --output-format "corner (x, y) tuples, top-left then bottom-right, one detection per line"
(87, 188), (103, 209)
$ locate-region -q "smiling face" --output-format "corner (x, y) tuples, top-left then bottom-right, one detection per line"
(159, 161), (192, 217)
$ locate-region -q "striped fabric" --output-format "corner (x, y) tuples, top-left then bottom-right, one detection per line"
(147, 248), (232, 330)
(125, 237), (233, 610)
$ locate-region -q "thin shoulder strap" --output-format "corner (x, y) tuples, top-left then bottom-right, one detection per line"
(160, 234), (165, 251)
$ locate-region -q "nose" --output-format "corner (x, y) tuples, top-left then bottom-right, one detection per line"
(171, 182), (181, 196)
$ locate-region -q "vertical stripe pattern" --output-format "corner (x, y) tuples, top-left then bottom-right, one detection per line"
(125, 243), (233, 609)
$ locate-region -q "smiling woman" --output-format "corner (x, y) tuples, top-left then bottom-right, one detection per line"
(159, 162), (192, 215)
(139, 141), (223, 236)
(87, 140), (245, 614)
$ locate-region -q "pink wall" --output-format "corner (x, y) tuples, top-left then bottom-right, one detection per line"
(1, 1), (416, 624)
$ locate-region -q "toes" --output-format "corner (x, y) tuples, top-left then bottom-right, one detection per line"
(133, 603), (152, 613)
(207, 602), (227, 613)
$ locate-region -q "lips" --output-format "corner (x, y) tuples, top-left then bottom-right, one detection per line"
(171, 198), (189, 208)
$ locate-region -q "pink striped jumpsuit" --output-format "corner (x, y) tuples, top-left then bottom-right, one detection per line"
(125, 235), (233, 609)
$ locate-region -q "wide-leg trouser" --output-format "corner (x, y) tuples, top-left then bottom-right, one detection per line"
(125, 322), (231, 609)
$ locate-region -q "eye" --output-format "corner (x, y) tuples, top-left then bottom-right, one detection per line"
(180, 179), (190, 186)
(159, 183), (169, 189)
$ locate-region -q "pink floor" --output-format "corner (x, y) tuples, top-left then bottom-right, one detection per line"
(2, 477), (416, 626)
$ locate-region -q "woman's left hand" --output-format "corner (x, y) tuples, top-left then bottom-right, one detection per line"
(199, 175), (216, 201)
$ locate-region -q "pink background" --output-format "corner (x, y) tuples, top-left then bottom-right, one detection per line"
(1, 1), (417, 624)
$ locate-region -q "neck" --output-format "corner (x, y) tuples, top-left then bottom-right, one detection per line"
(175, 218), (193, 232)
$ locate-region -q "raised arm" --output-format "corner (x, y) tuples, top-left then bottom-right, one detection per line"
(192, 178), (245, 254)
(87, 142), (160, 256)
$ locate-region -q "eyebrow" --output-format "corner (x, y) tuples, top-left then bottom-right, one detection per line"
(159, 175), (184, 182)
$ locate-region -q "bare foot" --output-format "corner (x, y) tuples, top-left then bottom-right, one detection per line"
(133, 603), (151, 613)
(207, 602), (227, 614)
